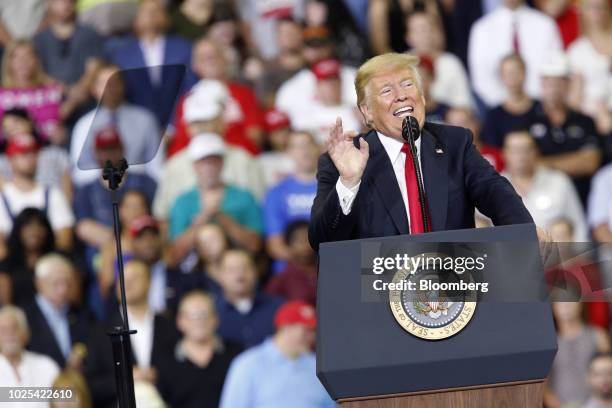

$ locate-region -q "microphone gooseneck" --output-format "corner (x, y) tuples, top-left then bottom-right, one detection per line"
(401, 116), (431, 233)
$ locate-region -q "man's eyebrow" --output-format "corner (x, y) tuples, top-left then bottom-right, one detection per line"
(375, 81), (392, 89)
(374, 76), (413, 89)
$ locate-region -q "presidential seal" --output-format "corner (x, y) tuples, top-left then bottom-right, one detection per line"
(389, 253), (477, 340)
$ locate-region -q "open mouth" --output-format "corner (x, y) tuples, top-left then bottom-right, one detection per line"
(393, 106), (414, 118)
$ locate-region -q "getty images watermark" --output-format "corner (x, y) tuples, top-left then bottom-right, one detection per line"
(371, 253), (490, 293)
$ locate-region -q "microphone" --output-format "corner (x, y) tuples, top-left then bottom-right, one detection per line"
(402, 115), (420, 143)
(401, 115), (430, 233)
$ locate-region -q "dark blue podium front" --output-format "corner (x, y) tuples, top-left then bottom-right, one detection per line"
(316, 224), (557, 400)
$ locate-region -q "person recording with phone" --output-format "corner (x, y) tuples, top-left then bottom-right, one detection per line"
(308, 53), (548, 250)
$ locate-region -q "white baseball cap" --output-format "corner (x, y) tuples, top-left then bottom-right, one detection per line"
(183, 79), (229, 123)
(188, 132), (226, 161)
(539, 51), (570, 78)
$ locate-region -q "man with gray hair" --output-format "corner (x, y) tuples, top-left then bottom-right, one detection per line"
(23, 253), (91, 369)
(0, 305), (60, 404)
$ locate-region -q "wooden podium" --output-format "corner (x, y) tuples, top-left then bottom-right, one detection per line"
(316, 225), (557, 407)
(338, 380), (544, 407)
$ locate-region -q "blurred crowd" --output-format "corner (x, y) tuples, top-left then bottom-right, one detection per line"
(0, 0), (609, 407)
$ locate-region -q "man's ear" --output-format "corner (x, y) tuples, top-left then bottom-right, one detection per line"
(359, 103), (373, 128)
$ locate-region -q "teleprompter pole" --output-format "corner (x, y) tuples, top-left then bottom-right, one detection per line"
(102, 158), (137, 408)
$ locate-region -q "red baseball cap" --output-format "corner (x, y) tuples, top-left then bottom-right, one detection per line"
(311, 59), (341, 81)
(6, 134), (38, 157)
(129, 215), (159, 238)
(274, 300), (316, 330)
(418, 54), (435, 76)
(263, 109), (291, 132)
(95, 127), (122, 150)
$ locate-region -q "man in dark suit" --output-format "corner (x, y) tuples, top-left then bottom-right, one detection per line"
(24, 253), (91, 368)
(309, 53), (538, 250)
(84, 259), (179, 408)
(106, 0), (193, 127)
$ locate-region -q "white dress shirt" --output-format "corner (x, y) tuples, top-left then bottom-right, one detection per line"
(468, 5), (562, 107)
(0, 351), (59, 408)
(128, 310), (154, 369)
(139, 36), (165, 85)
(336, 132), (422, 227)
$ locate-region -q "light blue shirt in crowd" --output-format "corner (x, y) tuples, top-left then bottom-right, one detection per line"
(219, 338), (337, 408)
(588, 163), (612, 228)
(35, 295), (71, 358)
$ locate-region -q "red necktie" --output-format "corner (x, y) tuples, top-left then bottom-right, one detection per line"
(401, 143), (426, 234)
(512, 19), (520, 54)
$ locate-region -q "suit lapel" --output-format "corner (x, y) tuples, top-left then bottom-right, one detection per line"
(34, 303), (63, 361)
(420, 126), (448, 231)
(363, 131), (410, 235)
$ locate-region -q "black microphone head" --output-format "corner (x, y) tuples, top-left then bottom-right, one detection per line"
(402, 116), (410, 142)
(402, 115), (420, 142)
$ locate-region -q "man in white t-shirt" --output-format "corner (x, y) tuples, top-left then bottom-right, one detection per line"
(0, 305), (60, 408)
(290, 59), (362, 145)
(275, 27), (357, 124)
(0, 135), (74, 255)
(501, 130), (588, 241)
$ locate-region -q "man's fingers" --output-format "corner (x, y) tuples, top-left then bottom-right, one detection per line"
(330, 118), (338, 141)
(360, 137), (369, 152)
(329, 118), (343, 147)
(336, 117), (343, 137)
(344, 130), (357, 141)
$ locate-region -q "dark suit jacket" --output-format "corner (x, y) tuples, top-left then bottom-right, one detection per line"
(309, 123), (534, 250)
(108, 35), (193, 127)
(23, 300), (92, 368)
(84, 310), (180, 408)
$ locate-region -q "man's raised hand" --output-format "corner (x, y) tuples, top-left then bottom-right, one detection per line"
(326, 117), (369, 188)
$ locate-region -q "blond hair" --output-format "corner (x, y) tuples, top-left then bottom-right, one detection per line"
(1, 40), (51, 88)
(51, 369), (92, 408)
(0, 305), (28, 333)
(355, 53), (423, 108)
